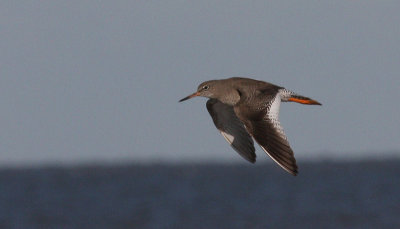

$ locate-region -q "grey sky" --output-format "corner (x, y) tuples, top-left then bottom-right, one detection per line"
(1, 1), (399, 166)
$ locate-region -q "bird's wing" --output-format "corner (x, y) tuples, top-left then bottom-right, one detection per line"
(206, 99), (256, 163)
(235, 95), (298, 175)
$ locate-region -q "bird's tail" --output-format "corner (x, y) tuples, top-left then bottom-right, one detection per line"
(279, 89), (322, 105)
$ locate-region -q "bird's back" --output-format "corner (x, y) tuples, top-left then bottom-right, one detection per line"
(223, 77), (283, 112)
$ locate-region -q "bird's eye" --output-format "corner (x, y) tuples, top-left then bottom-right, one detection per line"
(202, 85), (209, 90)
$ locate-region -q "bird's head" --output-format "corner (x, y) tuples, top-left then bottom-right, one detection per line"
(179, 80), (218, 102)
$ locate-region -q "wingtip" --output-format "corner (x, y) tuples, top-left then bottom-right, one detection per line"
(242, 154), (256, 164)
(284, 166), (298, 176)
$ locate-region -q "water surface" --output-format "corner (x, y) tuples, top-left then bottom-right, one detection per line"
(0, 160), (399, 228)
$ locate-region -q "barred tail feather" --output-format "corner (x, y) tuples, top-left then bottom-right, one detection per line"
(279, 89), (322, 105)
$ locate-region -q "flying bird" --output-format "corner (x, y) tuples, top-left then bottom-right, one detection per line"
(179, 77), (321, 175)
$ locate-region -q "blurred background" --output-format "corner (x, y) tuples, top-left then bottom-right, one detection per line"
(1, 1), (399, 228)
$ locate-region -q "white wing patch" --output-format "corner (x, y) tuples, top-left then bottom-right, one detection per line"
(221, 131), (235, 145)
(267, 94), (287, 138)
(268, 94), (281, 120)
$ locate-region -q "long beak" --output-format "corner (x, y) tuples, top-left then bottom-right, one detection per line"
(179, 92), (200, 102)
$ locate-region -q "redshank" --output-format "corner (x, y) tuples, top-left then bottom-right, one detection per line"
(179, 77), (321, 176)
